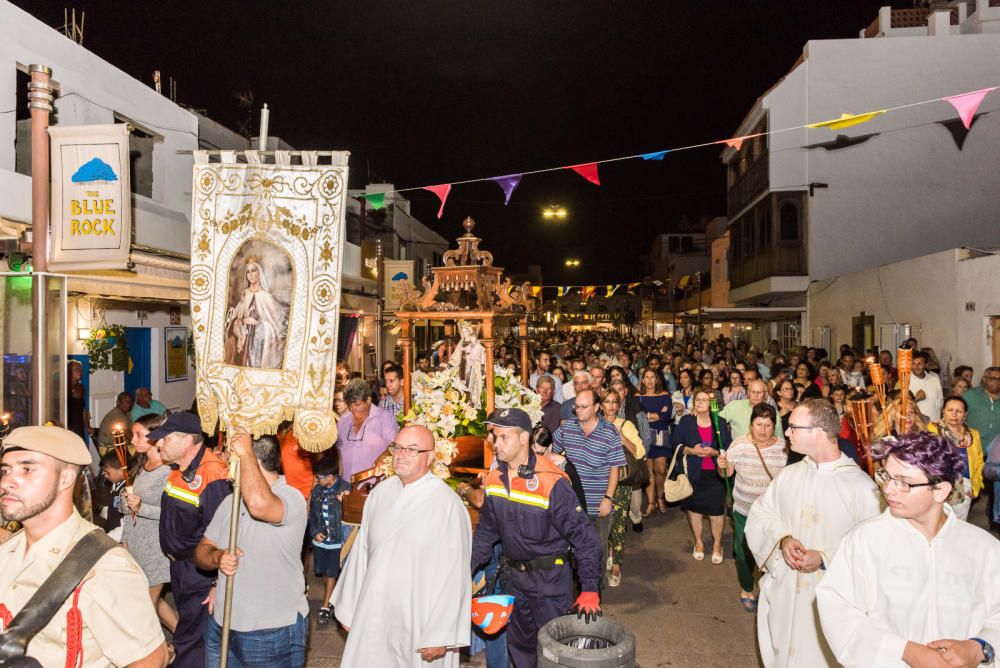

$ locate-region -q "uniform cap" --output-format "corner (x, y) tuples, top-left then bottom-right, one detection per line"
(2, 425), (92, 466)
(484, 408), (533, 432)
(146, 411), (202, 441)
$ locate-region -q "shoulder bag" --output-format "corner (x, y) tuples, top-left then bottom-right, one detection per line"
(663, 445), (693, 502)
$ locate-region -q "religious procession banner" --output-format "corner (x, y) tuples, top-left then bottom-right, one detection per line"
(48, 124), (132, 271)
(189, 151), (349, 451)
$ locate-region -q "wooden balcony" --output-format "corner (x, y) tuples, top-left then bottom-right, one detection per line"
(727, 155), (768, 218)
(730, 243), (805, 290)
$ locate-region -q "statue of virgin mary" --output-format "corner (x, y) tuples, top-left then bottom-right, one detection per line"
(449, 320), (485, 407)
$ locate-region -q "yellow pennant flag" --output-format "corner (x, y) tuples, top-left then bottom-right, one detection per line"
(807, 110), (886, 130)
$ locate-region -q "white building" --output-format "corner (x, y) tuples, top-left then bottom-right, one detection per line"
(808, 247), (1000, 377)
(0, 1), (373, 426)
(721, 2), (1000, 349)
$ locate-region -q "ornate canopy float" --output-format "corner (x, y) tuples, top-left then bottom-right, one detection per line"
(344, 217), (541, 521)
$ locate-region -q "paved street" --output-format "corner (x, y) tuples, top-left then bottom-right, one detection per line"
(304, 505), (761, 667)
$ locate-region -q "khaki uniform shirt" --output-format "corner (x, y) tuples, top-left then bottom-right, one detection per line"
(0, 510), (164, 667)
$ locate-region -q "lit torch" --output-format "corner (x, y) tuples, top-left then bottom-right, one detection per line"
(896, 347), (913, 435)
(866, 358), (892, 437)
(112, 424), (135, 524)
(848, 397), (875, 477)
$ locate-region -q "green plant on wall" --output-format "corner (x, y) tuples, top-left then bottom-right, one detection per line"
(83, 324), (130, 373)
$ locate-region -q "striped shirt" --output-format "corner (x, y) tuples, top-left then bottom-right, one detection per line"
(726, 436), (788, 516)
(552, 417), (627, 516)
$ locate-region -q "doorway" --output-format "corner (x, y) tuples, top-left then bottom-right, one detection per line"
(852, 313), (875, 355)
(124, 327), (151, 398)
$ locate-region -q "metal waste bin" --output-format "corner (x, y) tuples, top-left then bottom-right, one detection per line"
(537, 614), (637, 667)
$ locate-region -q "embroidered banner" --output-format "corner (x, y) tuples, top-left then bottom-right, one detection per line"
(189, 151), (350, 451)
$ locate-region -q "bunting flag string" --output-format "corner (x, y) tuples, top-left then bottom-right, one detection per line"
(357, 84), (997, 214)
(626, 282), (640, 295)
(606, 284), (622, 298)
(581, 286), (597, 302)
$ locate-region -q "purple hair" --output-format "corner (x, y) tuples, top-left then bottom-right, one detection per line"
(873, 431), (965, 484)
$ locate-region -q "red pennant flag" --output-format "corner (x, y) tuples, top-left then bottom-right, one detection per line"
(569, 163), (601, 186)
(626, 282), (640, 295)
(422, 184), (452, 219)
(581, 286), (597, 302)
(944, 87), (996, 130)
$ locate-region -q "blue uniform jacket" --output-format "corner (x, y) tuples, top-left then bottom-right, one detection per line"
(471, 451), (602, 592)
(159, 446), (232, 557)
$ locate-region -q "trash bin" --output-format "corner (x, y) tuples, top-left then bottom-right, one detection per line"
(537, 614), (637, 667)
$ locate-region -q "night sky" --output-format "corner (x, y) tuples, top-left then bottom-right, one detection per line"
(17, 1), (912, 283)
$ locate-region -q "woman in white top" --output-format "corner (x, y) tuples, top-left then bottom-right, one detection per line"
(718, 403), (787, 613)
(671, 368), (697, 425)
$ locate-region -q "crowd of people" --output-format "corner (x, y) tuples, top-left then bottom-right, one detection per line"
(2, 330), (1000, 667)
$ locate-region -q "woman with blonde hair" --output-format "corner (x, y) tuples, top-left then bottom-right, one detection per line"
(870, 392), (928, 442)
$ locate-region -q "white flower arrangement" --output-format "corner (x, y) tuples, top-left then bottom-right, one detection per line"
(385, 363), (545, 479)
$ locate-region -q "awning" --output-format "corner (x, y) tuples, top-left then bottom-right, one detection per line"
(66, 251), (190, 301)
(678, 306), (805, 322)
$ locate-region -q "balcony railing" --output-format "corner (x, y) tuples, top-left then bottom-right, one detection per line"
(730, 243), (805, 289)
(727, 155), (769, 217)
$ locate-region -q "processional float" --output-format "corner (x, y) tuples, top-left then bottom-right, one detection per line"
(342, 216), (539, 524)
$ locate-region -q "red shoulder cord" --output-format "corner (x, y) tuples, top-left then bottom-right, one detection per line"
(0, 603), (12, 631)
(65, 586), (84, 668)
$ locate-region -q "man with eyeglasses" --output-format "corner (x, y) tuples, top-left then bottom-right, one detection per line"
(817, 431), (1000, 668)
(331, 425), (471, 666)
(966, 367), (1000, 455)
(335, 378), (399, 481)
(746, 399), (880, 668)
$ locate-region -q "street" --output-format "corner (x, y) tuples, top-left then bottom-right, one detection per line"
(304, 505), (761, 667)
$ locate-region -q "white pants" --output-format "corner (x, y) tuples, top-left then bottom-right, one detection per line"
(629, 488), (644, 524)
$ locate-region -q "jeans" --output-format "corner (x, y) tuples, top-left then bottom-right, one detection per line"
(204, 612), (307, 668)
(732, 511), (757, 593)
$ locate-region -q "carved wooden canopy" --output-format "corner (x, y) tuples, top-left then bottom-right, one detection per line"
(396, 217), (537, 313)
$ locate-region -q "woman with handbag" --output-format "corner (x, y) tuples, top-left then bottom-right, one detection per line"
(670, 389), (732, 565)
(717, 403), (787, 612)
(637, 369), (672, 515)
(599, 389), (645, 587)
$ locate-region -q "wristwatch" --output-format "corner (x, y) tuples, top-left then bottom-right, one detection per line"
(971, 637), (994, 665)
(603, 494), (614, 502)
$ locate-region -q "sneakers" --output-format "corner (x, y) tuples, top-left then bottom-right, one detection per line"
(317, 607), (331, 626)
(632, 521), (644, 534)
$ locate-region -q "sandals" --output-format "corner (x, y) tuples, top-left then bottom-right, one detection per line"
(608, 567), (621, 587)
(642, 502), (655, 517)
(740, 594), (758, 613)
(317, 607), (332, 626)
(692, 547), (705, 561)
(657, 500), (668, 514)
(711, 552), (724, 565)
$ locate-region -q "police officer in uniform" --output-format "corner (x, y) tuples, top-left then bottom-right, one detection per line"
(471, 409), (603, 668)
(0, 426), (167, 666)
(150, 412), (231, 668)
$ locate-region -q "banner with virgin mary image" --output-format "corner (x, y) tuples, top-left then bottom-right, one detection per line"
(189, 150), (349, 451)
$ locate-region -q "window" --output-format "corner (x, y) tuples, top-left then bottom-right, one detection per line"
(779, 202), (800, 242)
(114, 114), (163, 199)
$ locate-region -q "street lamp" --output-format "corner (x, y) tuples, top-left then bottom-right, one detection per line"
(564, 258), (581, 267)
(543, 205), (568, 220)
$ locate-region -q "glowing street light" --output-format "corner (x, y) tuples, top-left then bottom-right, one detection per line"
(543, 205), (568, 220)
(564, 258), (581, 267)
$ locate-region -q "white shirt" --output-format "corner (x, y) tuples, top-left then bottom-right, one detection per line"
(817, 507), (1000, 667)
(909, 371), (944, 421)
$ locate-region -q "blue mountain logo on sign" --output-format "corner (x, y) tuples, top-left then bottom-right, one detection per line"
(391, 271), (409, 281)
(71, 157), (118, 183)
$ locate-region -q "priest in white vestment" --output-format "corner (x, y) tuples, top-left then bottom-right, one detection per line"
(331, 425), (472, 667)
(817, 431), (1000, 668)
(747, 399), (881, 668)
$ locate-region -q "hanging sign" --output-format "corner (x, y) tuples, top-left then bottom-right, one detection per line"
(383, 259), (415, 311)
(48, 124), (132, 270)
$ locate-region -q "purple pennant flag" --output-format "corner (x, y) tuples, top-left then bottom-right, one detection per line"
(490, 174), (523, 206)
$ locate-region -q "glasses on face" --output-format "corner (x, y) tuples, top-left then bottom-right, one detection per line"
(786, 423), (816, 432)
(875, 468), (937, 493)
(388, 442), (433, 457)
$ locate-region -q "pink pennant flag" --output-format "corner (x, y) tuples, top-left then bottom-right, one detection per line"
(944, 87), (997, 130)
(569, 163), (601, 186)
(422, 184), (452, 219)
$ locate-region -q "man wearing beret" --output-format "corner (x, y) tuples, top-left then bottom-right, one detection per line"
(0, 425), (167, 667)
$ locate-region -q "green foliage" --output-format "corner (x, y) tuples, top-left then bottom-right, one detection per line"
(83, 324), (129, 373)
